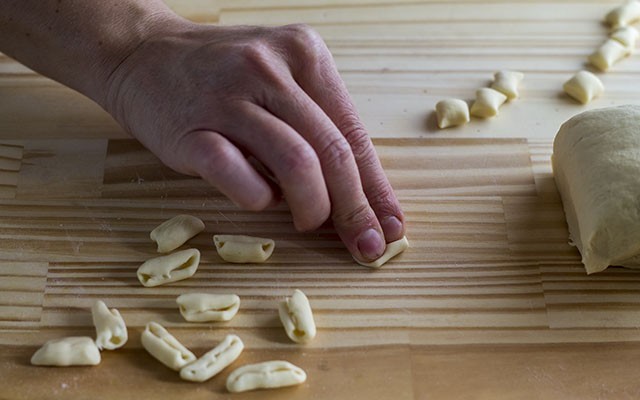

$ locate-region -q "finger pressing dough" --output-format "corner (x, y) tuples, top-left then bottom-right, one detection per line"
(137, 248), (200, 287)
(552, 105), (640, 274)
(355, 236), (409, 268)
(31, 337), (101, 367)
(92, 300), (128, 350)
(278, 289), (316, 344)
(176, 293), (240, 322)
(150, 215), (205, 253)
(491, 70), (524, 100)
(213, 234), (275, 263)
(563, 71), (604, 105)
(470, 88), (508, 118)
(435, 99), (470, 129)
(226, 360), (307, 393)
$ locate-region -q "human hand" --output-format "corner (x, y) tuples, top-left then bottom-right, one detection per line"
(102, 19), (405, 262)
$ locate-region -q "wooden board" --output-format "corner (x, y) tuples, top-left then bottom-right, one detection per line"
(3, 1), (640, 398)
(2, 138), (640, 399)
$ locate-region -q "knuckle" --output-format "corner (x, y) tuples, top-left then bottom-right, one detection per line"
(337, 114), (373, 157)
(238, 41), (277, 74)
(332, 201), (372, 227)
(282, 23), (327, 64)
(278, 143), (320, 177)
(239, 40), (271, 63)
(284, 24), (322, 46)
(236, 40), (290, 92)
(318, 136), (354, 170)
(368, 182), (400, 215)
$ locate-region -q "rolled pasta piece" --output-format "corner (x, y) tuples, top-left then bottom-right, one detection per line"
(563, 71), (604, 105)
(278, 289), (316, 344)
(179, 334), (244, 382)
(92, 300), (128, 350)
(31, 337), (101, 367)
(491, 70), (524, 100)
(226, 361), (307, 393)
(355, 236), (409, 268)
(141, 321), (196, 371)
(435, 99), (470, 129)
(470, 88), (508, 118)
(137, 248), (200, 287)
(150, 214), (205, 253)
(176, 293), (240, 322)
(213, 234), (275, 263)
(552, 105), (640, 274)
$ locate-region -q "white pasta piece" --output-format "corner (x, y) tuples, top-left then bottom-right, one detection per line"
(610, 26), (639, 49)
(588, 39), (631, 71)
(140, 321), (196, 371)
(435, 99), (470, 129)
(176, 293), (240, 322)
(278, 289), (316, 344)
(179, 334), (244, 382)
(490, 70), (524, 100)
(31, 337), (101, 367)
(137, 248), (200, 287)
(213, 234), (275, 263)
(355, 236), (410, 269)
(226, 361), (307, 393)
(605, 0), (640, 29)
(563, 71), (604, 105)
(470, 88), (508, 118)
(92, 300), (128, 350)
(150, 214), (205, 253)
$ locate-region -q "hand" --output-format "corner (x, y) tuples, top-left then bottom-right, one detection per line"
(102, 19), (405, 262)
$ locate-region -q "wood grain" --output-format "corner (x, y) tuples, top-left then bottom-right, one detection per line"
(2, 137), (640, 399)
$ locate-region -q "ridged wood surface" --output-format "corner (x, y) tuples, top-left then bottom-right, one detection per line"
(2, 1), (640, 399)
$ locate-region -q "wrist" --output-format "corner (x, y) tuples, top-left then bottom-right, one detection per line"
(0, 0), (189, 108)
(87, 5), (188, 106)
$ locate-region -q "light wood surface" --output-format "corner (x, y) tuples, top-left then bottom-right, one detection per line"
(2, 1), (640, 399)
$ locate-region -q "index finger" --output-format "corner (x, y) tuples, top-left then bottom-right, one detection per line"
(283, 24), (406, 243)
(267, 85), (387, 263)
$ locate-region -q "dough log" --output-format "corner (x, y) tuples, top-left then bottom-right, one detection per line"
(552, 105), (640, 274)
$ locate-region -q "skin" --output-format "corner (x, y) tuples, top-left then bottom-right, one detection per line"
(0, 0), (405, 262)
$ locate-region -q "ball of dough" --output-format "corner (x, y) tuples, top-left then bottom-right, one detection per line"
(553, 105), (640, 274)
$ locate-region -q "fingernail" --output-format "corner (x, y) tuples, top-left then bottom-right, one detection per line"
(357, 228), (385, 261)
(381, 216), (404, 242)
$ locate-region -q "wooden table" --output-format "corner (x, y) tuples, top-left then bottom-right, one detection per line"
(2, 1), (640, 399)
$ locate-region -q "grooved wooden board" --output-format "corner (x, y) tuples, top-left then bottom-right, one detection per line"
(1, 137), (640, 399)
(3, 1), (640, 399)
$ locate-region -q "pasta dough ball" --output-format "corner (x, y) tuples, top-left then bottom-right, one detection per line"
(605, 0), (640, 29)
(588, 39), (631, 71)
(490, 70), (524, 100)
(470, 88), (508, 118)
(435, 99), (470, 129)
(610, 25), (639, 49)
(563, 71), (604, 105)
(552, 105), (640, 274)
